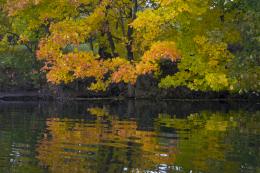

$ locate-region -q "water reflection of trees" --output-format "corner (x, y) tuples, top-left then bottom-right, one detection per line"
(36, 111), (177, 172)
(0, 101), (258, 172)
(158, 111), (260, 173)
(36, 105), (260, 173)
(0, 105), (46, 173)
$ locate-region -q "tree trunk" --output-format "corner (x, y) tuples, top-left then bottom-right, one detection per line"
(126, 0), (138, 97)
(125, 0), (138, 61)
(127, 84), (135, 98)
(106, 30), (118, 57)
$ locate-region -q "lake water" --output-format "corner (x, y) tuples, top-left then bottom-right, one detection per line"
(0, 100), (259, 173)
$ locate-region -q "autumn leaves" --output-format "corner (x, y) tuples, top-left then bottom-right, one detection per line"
(34, 0), (181, 91)
(2, 0), (259, 93)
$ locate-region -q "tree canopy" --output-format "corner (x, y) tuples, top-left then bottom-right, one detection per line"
(0, 0), (259, 93)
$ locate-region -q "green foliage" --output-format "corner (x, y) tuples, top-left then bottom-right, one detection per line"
(227, 0), (260, 93)
(160, 36), (235, 91)
(0, 46), (43, 89)
(0, 0), (258, 93)
(156, 0), (259, 92)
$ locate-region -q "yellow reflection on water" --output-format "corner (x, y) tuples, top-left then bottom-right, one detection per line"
(36, 116), (177, 172)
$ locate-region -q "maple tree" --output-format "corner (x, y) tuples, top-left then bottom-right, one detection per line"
(34, 0), (180, 91)
(0, 0), (259, 93)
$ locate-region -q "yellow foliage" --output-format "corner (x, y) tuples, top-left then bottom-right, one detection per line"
(5, 0), (41, 16)
(111, 63), (137, 84)
(136, 41), (180, 75)
(88, 107), (110, 117)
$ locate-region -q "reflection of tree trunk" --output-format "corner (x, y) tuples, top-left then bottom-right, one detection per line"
(127, 99), (135, 117)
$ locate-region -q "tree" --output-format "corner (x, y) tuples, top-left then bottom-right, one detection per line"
(35, 0), (180, 91)
(1, 0), (259, 93)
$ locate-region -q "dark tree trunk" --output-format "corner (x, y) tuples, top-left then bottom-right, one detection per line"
(126, 0), (138, 97)
(127, 84), (135, 98)
(125, 0), (138, 61)
(106, 30), (118, 57)
(89, 37), (94, 51)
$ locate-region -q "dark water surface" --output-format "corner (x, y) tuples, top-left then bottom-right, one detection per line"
(0, 100), (259, 173)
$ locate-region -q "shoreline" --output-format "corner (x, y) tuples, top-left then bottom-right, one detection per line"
(0, 91), (259, 102)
